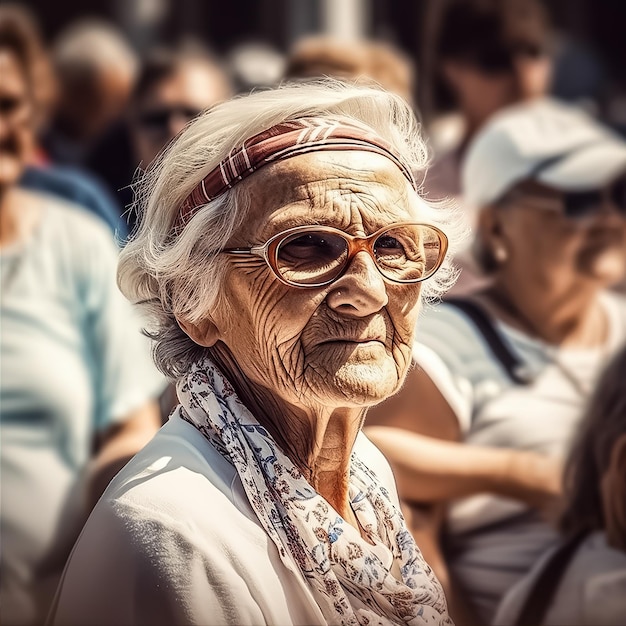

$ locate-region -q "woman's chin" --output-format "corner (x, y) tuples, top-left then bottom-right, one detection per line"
(311, 359), (401, 407)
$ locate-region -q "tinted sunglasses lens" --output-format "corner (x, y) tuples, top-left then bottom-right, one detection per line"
(474, 49), (514, 73)
(138, 110), (169, 130)
(610, 179), (626, 214)
(474, 42), (545, 74)
(138, 107), (201, 131)
(564, 183), (626, 220)
(564, 191), (601, 220)
(276, 231), (348, 285)
(374, 225), (443, 282)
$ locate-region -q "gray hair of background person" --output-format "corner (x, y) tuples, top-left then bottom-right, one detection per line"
(118, 79), (463, 379)
(560, 344), (626, 542)
(53, 18), (139, 85)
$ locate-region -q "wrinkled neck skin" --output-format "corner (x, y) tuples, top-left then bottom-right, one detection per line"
(209, 342), (365, 523)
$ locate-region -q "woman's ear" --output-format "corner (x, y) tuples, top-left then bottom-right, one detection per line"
(601, 432), (626, 551)
(176, 317), (221, 347)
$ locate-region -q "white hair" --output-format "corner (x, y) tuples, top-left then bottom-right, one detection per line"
(118, 78), (464, 379)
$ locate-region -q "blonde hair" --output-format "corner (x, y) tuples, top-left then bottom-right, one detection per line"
(118, 78), (463, 378)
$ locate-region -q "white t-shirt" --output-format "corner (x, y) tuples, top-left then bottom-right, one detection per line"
(0, 195), (166, 626)
(412, 293), (626, 623)
(494, 532), (626, 626)
(50, 414), (402, 626)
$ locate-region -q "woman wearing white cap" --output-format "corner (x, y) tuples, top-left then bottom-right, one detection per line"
(366, 97), (626, 624)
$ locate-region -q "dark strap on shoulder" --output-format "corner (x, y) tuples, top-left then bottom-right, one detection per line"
(444, 297), (534, 385)
(512, 530), (589, 626)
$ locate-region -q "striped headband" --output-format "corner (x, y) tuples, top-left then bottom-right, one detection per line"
(175, 117), (417, 231)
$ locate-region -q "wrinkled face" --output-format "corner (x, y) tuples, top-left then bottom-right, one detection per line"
(211, 151), (427, 410)
(0, 51), (34, 188)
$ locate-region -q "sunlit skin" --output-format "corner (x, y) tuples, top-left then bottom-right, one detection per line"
(180, 151), (429, 528)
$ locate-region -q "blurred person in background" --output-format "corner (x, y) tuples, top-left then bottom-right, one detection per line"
(284, 34), (416, 108)
(422, 0), (553, 295)
(0, 12), (165, 625)
(365, 97), (626, 624)
(42, 18), (139, 167)
(495, 342), (626, 626)
(87, 41), (233, 235)
(0, 4), (127, 239)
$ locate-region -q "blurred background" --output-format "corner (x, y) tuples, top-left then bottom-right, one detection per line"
(20, 0), (626, 133)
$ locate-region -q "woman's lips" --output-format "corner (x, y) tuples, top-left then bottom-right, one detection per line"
(317, 337), (386, 346)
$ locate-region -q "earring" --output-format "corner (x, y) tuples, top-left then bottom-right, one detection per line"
(493, 245), (508, 264)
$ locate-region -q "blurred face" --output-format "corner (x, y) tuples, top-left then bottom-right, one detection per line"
(209, 151), (429, 410)
(490, 180), (626, 290)
(57, 66), (133, 142)
(443, 54), (551, 123)
(0, 51), (34, 189)
(131, 61), (231, 167)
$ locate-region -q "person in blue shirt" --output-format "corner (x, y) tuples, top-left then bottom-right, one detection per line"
(20, 164), (128, 241)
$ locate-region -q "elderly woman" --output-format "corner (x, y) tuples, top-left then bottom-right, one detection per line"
(50, 80), (457, 625)
(366, 97), (626, 624)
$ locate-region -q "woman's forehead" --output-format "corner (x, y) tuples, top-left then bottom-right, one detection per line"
(242, 150), (425, 228)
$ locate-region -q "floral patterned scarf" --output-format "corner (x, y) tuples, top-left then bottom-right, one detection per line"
(176, 357), (452, 626)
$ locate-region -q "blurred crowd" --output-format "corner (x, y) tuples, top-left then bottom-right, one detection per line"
(1, 0), (625, 625)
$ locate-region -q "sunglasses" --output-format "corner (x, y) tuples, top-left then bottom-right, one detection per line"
(502, 179), (626, 221)
(0, 95), (31, 122)
(222, 222), (448, 289)
(467, 42), (547, 75)
(136, 106), (202, 131)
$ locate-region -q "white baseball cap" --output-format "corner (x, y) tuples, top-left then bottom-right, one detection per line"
(462, 97), (626, 211)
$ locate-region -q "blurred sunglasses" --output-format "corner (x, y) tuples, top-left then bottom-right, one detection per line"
(502, 178), (626, 221)
(470, 42), (547, 74)
(222, 222), (448, 288)
(136, 106), (202, 131)
(0, 95), (31, 121)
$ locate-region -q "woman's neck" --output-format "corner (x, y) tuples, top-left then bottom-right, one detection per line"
(481, 280), (608, 348)
(208, 344), (364, 521)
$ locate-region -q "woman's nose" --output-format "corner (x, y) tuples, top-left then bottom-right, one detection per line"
(326, 251), (389, 316)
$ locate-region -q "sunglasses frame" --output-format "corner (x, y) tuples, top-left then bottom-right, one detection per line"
(222, 222), (449, 289)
